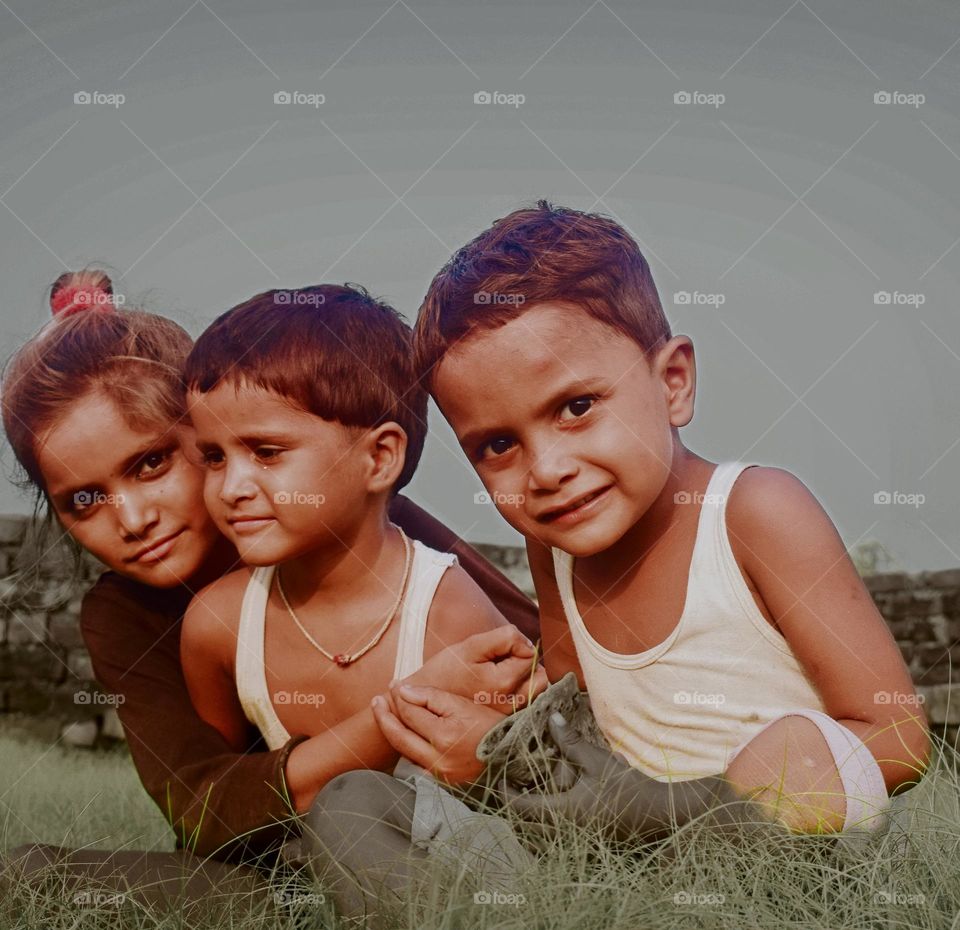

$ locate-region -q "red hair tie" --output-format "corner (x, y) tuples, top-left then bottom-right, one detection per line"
(50, 285), (115, 317)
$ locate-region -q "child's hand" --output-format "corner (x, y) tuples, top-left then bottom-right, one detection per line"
(409, 626), (548, 714)
(371, 684), (504, 784)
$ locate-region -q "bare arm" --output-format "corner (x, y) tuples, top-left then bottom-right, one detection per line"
(723, 467), (930, 830)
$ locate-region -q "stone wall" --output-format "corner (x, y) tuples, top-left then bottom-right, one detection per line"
(0, 515), (956, 743)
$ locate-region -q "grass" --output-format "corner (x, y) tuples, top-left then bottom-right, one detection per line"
(2, 717), (959, 929)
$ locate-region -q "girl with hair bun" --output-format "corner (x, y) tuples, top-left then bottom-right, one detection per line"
(0, 269), (539, 909)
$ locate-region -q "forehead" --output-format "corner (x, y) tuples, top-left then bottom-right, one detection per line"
(187, 381), (334, 438)
(37, 391), (175, 494)
(432, 302), (643, 425)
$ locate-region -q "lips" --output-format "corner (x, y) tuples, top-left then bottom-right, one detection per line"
(537, 486), (612, 523)
(128, 528), (185, 564)
(227, 515), (275, 534)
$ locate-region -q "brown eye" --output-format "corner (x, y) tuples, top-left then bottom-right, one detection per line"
(560, 396), (595, 421)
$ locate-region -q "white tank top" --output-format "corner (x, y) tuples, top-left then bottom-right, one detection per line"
(552, 461), (826, 781)
(235, 539), (457, 752)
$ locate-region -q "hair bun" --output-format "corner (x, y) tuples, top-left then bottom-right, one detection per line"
(49, 269), (115, 317)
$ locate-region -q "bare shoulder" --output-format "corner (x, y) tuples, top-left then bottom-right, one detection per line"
(726, 465), (843, 569)
(424, 561), (507, 656)
(181, 565), (256, 658)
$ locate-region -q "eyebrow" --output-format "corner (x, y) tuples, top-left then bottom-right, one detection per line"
(53, 439), (176, 504)
(194, 430), (294, 452)
(458, 376), (608, 451)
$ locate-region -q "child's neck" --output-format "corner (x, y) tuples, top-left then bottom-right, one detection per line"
(275, 506), (400, 608)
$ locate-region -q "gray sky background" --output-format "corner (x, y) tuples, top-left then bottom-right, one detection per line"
(1, 0), (959, 572)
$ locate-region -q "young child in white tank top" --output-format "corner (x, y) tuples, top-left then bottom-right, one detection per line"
(410, 201), (930, 839)
(178, 285), (545, 850)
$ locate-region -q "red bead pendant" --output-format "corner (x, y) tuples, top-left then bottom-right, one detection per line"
(334, 654), (351, 668)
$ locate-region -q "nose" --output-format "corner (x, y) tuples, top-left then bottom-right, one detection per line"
(115, 490), (160, 541)
(218, 455), (259, 507)
(527, 437), (579, 493)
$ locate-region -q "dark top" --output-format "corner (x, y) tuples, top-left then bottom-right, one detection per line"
(80, 494), (539, 862)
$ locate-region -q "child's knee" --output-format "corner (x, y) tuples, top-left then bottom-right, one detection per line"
(304, 771), (415, 843)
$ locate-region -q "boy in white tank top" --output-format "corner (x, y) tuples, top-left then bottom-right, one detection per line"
(398, 201), (930, 840)
(178, 285), (545, 917)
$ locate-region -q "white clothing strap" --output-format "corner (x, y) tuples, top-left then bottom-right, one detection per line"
(235, 564), (289, 751)
(392, 540), (458, 680)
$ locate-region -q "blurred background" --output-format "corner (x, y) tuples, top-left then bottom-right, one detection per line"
(1, 0), (959, 571)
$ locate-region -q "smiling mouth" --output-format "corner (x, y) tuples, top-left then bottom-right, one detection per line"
(228, 516), (275, 534)
(129, 529), (185, 563)
(539, 486), (612, 523)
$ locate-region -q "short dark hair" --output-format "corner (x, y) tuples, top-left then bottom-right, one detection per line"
(184, 284), (426, 492)
(414, 200), (672, 387)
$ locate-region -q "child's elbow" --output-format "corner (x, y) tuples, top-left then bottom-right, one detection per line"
(887, 713), (932, 795)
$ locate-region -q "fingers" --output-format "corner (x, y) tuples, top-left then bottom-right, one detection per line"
(463, 626), (536, 663)
(370, 694), (438, 768)
(390, 688), (450, 738)
(390, 683), (463, 718)
(500, 773), (563, 819)
(547, 712), (598, 770)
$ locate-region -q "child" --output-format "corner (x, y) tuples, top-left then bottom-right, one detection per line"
(406, 201), (930, 838)
(179, 284), (542, 916)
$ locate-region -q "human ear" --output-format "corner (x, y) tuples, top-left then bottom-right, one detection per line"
(655, 335), (696, 428)
(365, 422), (408, 494)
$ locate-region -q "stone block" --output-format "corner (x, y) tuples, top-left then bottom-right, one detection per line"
(925, 568), (960, 590)
(917, 684), (960, 725)
(863, 572), (912, 594)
